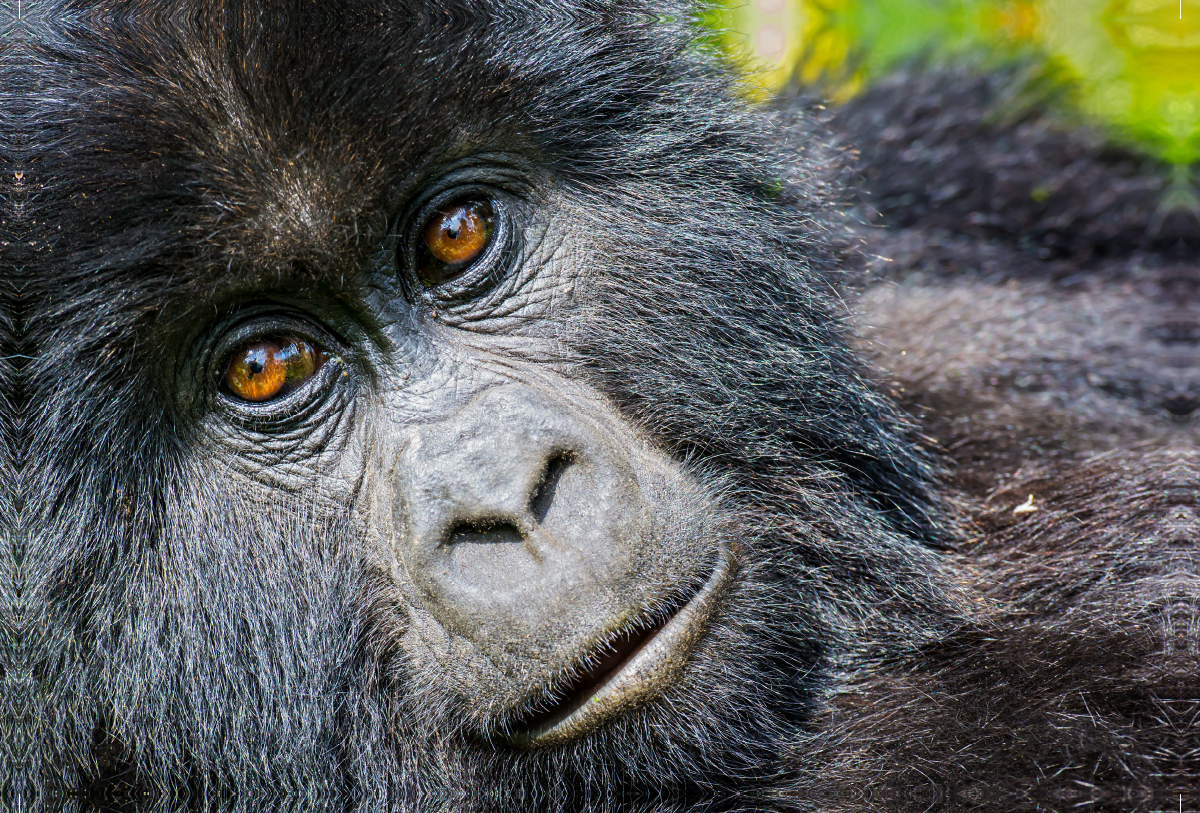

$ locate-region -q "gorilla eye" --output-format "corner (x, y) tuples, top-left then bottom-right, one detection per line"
(224, 337), (326, 402)
(417, 199), (495, 287)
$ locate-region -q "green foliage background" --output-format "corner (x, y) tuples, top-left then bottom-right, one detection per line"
(712, 0), (1200, 165)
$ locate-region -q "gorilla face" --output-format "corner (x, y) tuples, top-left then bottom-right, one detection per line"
(21, 1), (965, 808)
(196, 176), (738, 748)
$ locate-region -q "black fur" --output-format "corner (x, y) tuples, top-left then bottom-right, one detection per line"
(5, 3), (1197, 812)
(804, 66), (1200, 811)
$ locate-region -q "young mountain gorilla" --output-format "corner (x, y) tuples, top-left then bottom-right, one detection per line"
(17, 1), (1197, 811)
(24, 2), (962, 808)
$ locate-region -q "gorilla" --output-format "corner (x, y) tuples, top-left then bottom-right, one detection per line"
(6, 1), (1198, 811)
(800, 67), (1200, 811)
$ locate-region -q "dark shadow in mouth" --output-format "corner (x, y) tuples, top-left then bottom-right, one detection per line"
(511, 578), (707, 738)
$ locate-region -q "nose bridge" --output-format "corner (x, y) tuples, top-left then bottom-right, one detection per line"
(391, 384), (654, 653)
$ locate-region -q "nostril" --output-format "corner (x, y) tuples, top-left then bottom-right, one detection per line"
(445, 519), (525, 546)
(529, 452), (574, 525)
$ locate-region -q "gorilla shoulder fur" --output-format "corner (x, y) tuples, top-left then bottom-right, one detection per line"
(8, 3), (1197, 812)
(803, 66), (1200, 811)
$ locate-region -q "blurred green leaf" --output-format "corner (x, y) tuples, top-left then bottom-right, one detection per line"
(709, 0), (1200, 164)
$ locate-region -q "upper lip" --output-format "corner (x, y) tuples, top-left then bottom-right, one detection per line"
(504, 548), (735, 747)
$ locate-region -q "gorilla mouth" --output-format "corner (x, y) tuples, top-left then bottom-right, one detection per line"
(515, 616), (672, 736)
(507, 550), (734, 747)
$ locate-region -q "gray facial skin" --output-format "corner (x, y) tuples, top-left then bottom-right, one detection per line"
(375, 372), (733, 742)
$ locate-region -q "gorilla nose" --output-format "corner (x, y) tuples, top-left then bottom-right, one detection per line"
(394, 386), (656, 658)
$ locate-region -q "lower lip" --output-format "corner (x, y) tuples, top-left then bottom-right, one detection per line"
(507, 549), (734, 747)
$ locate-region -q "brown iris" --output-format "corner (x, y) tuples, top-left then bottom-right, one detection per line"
(224, 338), (325, 402)
(418, 199), (495, 287)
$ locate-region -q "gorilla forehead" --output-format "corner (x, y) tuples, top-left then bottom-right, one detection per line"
(48, 0), (723, 272)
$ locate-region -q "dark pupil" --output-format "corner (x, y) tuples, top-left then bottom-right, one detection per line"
(445, 214), (463, 240)
(245, 349), (267, 378)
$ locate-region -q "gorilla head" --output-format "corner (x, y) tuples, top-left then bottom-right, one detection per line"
(23, 1), (965, 809)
